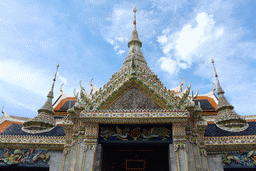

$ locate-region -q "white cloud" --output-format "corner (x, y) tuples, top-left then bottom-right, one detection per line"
(0, 59), (51, 96)
(117, 50), (126, 55)
(114, 45), (119, 51)
(116, 37), (128, 43)
(151, 0), (188, 12)
(156, 8), (256, 115)
(57, 72), (67, 85)
(157, 12), (225, 74)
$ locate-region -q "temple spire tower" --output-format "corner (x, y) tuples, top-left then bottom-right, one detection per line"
(120, 7), (153, 75)
(23, 64), (59, 132)
(211, 59), (248, 132)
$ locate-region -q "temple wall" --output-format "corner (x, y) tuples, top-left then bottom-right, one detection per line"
(168, 141), (224, 171)
(48, 150), (63, 171)
(207, 154), (224, 171)
(92, 144), (102, 171)
(60, 142), (96, 171)
(169, 143), (178, 171)
(48, 142), (224, 171)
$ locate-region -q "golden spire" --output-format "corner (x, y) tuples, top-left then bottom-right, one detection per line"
(128, 7), (142, 48)
(133, 7), (137, 30)
(180, 77), (184, 91)
(60, 83), (64, 95)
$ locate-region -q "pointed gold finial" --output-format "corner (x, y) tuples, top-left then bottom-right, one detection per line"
(133, 7), (137, 29)
(60, 83), (64, 95)
(212, 82), (216, 94)
(180, 77), (184, 91)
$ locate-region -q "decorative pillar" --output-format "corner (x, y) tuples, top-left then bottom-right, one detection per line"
(83, 123), (99, 171)
(173, 122), (188, 171)
(62, 116), (74, 156)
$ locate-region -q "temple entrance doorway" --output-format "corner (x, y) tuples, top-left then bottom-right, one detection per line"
(102, 144), (169, 171)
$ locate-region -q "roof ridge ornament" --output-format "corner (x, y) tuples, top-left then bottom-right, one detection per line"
(90, 78), (94, 95)
(180, 77), (184, 91)
(212, 82), (216, 94)
(1, 106), (8, 118)
(60, 83), (64, 95)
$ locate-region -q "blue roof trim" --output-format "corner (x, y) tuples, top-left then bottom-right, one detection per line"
(0, 124), (65, 136)
(205, 122), (256, 137)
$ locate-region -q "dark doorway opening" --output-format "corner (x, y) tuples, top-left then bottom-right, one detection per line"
(0, 166), (49, 171)
(102, 144), (169, 171)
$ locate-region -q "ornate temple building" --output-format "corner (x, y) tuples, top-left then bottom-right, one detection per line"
(0, 7), (256, 171)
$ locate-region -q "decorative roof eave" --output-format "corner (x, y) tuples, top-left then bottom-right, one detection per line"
(0, 135), (65, 150)
(205, 135), (256, 152)
(0, 115), (30, 125)
(80, 117), (189, 124)
(80, 109), (189, 124)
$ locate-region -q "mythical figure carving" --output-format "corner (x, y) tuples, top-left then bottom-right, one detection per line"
(100, 126), (171, 141)
(0, 149), (50, 165)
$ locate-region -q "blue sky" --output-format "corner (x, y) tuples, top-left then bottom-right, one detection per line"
(0, 0), (256, 117)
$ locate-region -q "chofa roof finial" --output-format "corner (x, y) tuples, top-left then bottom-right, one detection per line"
(90, 78), (94, 95)
(60, 83), (64, 95)
(1, 106), (8, 117)
(212, 82), (216, 94)
(180, 77), (184, 91)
